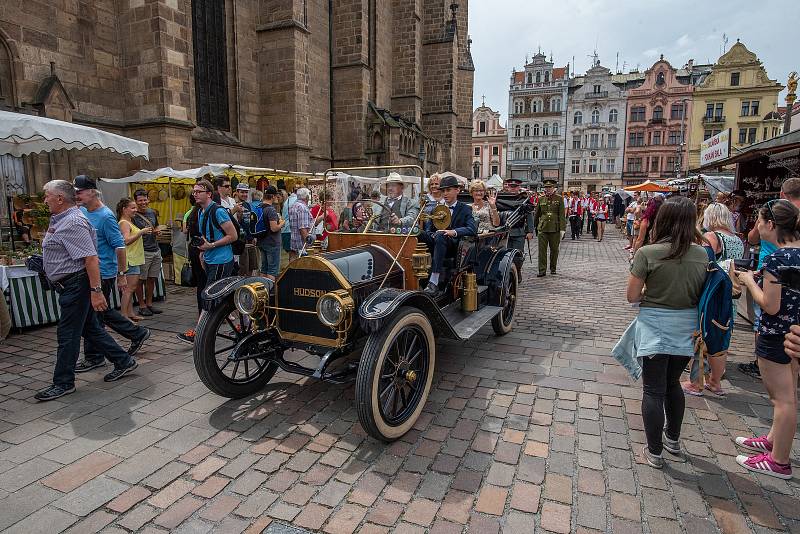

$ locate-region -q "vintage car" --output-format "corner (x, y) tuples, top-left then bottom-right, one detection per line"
(193, 166), (533, 441)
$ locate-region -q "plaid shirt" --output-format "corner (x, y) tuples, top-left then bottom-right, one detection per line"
(42, 206), (98, 280)
(289, 200), (312, 252)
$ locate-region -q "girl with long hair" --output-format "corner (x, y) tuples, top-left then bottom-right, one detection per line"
(594, 196), (610, 241)
(735, 199), (800, 479)
(614, 196), (709, 469)
(116, 198), (149, 322)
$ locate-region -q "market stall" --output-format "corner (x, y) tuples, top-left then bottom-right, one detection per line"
(0, 109), (150, 333)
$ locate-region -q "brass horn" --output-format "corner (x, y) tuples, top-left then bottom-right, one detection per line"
(419, 204), (451, 231)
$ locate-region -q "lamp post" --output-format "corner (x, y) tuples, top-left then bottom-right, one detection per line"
(676, 98), (688, 179)
(417, 141), (427, 179)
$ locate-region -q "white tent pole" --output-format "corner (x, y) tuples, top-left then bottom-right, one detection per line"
(168, 178), (173, 224)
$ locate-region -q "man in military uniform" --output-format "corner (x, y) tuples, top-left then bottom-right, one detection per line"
(503, 177), (534, 258)
(534, 178), (566, 277)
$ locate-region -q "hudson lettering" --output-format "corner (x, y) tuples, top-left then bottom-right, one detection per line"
(294, 288), (326, 298)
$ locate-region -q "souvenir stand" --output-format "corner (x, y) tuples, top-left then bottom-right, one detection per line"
(0, 110), (149, 331)
(691, 129), (800, 324)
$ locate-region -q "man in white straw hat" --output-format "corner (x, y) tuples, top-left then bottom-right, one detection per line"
(377, 172), (420, 231)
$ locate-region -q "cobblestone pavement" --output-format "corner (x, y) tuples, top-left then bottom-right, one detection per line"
(0, 226), (798, 534)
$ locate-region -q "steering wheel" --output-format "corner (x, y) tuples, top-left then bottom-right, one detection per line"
(359, 198), (399, 233)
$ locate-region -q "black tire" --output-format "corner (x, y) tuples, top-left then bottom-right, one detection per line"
(356, 307), (436, 441)
(194, 296), (278, 398)
(492, 263), (518, 335)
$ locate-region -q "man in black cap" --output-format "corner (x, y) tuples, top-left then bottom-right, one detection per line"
(534, 178), (566, 276)
(75, 176), (150, 370)
(418, 175), (476, 297)
(503, 177), (535, 255)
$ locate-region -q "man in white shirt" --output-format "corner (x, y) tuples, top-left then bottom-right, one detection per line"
(625, 192), (640, 249)
(214, 177), (237, 211)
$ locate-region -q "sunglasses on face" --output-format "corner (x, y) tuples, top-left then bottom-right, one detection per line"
(765, 199), (787, 221)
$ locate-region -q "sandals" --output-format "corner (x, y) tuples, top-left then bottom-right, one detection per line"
(681, 382), (704, 397)
(704, 383), (726, 397)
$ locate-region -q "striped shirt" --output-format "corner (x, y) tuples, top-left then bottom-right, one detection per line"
(42, 206), (98, 280)
(289, 200), (312, 252)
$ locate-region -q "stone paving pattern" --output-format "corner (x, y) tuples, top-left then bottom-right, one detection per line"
(0, 227), (798, 533)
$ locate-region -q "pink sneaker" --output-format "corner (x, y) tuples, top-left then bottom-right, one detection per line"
(734, 435), (773, 452)
(736, 452), (792, 480)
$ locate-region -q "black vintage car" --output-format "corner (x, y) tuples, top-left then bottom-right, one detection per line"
(193, 166), (532, 441)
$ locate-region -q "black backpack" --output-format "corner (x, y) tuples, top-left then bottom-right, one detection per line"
(202, 203), (246, 255)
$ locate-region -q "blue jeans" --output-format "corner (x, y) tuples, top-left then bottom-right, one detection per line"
(259, 243), (281, 277)
(53, 273), (133, 388)
(84, 278), (148, 365)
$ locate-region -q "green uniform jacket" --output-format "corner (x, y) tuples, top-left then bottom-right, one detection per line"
(534, 194), (567, 233)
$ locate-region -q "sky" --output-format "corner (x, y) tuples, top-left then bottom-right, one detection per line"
(468, 0), (797, 124)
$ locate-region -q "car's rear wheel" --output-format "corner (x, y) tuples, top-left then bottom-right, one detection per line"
(194, 296), (278, 398)
(356, 307), (435, 441)
(492, 263), (518, 335)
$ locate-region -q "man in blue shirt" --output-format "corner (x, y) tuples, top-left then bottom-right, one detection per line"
(75, 176), (150, 366)
(178, 179), (238, 344)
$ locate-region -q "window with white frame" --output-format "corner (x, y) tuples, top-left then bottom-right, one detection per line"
(607, 133), (616, 148)
(523, 147), (529, 159)
(591, 109), (600, 124)
(571, 159), (580, 173)
(492, 146), (499, 156)
(542, 123), (549, 136)
(609, 108), (618, 123)
(572, 136), (581, 149)
(574, 111), (582, 125)
(514, 124), (521, 137)
(524, 124), (530, 136)
(588, 159), (597, 173)
(542, 146), (549, 159)
(606, 159), (615, 173)
(474, 147), (480, 156)
(532, 123), (538, 136)
(532, 146), (539, 159)
(552, 122), (559, 135)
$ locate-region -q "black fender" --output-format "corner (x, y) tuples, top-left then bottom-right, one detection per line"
(486, 248), (522, 307)
(358, 288), (460, 340)
(201, 275), (274, 311)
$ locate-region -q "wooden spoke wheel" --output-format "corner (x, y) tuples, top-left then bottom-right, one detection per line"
(356, 307), (435, 441)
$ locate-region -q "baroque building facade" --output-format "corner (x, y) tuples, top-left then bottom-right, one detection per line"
(621, 57), (710, 185)
(0, 0), (473, 191)
(471, 102), (507, 179)
(506, 52), (569, 187)
(688, 41), (784, 170)
(563, 60), (641, 191)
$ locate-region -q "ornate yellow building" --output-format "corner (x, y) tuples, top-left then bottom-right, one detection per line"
(688, 41), (784, 170)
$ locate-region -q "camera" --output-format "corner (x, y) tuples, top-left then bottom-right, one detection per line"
(190, 236), (205, 248)
(733, 258), (756, 272)
(774, 266), (800, 292)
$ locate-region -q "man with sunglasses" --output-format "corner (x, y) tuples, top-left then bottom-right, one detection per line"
(741, 178), (800, 379)
(177, 180), (238, 344)
(213, 177), (237, 210)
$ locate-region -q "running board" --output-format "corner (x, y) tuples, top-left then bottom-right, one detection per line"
(442, 303), (502, 340)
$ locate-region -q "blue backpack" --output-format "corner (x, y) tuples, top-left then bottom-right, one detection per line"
(696, 247), (734, 359)
(249, 204), (272, 239)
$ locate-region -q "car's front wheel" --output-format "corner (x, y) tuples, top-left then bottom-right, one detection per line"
(194, 296), (278, 398)
(356, 307), (435, 441)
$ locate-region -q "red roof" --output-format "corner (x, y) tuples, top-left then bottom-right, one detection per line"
(553, 67), (567, 80)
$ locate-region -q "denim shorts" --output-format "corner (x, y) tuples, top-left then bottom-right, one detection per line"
(626, 220), (633, 235)
(260, 244), (281, 277)
(125, 264), (141, 275)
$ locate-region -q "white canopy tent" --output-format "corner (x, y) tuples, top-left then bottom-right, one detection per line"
(0, 110), (149, 159)
(0, 110), (149, 250)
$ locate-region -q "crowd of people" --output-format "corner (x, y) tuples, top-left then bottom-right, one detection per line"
(613, 178), (800, 480)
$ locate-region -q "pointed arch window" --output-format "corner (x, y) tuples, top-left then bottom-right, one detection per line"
(192, 0), (230, 130)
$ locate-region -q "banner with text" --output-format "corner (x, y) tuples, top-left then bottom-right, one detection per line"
(700, 129), (731, 165)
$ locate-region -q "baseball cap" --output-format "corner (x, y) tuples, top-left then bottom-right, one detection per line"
(73, 175), (97, 191)
(236, 183), (250, 191)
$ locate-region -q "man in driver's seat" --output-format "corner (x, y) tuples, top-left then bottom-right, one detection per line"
(419, 175), (476, 297)
(377, 172), (419, 231)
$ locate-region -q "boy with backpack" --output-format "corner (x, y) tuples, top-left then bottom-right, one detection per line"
(232, 183), (259, 276)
